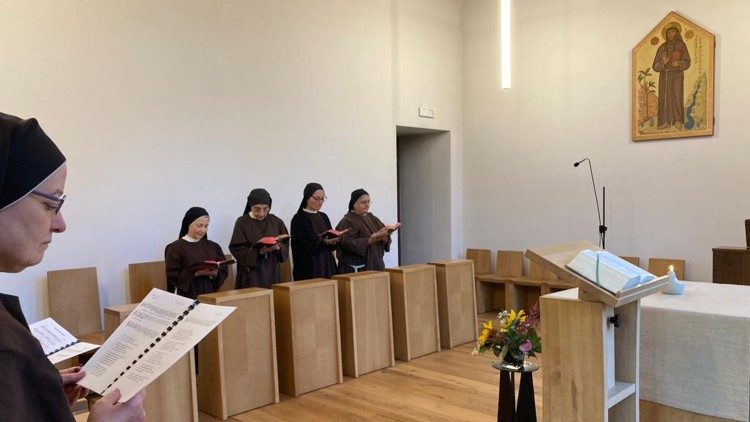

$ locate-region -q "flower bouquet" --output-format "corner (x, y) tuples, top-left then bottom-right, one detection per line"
(472, 304), (541, 367)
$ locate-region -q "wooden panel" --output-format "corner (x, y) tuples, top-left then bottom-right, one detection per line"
(619, 256), (640, 267)
(465, 248), (491, 275)
(712, 247), (750, 286)
(102, 303), (199, 422)
(541, 293), (608, 421)
(386, 265), (441, 361)
(746, 219), (750, 247)
(273, 279), (342, 396)
(506, 284), (541, 313)
(198, 288), (278, 418)
(333, 271), (394, 377)
(48, 267), (102, 337)
(648, 258), (686, 279)
(640, 400), (735, 421)
(429, 260), (478, 349)
(496, 250), (523, 277)
(128, 260), (167, 303)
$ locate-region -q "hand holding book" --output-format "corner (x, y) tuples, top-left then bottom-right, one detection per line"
(187, 258), (235, 274)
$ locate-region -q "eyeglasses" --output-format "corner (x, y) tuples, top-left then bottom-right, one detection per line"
(312, 196), (327, 202)
(31, 190), (66, 215)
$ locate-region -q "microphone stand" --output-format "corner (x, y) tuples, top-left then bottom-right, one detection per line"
(574, 158), (607, 249)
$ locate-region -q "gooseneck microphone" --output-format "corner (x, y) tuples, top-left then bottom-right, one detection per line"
(573, 158), (607, 248)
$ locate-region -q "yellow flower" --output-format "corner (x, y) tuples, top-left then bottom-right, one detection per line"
(477, 320), (493, 345)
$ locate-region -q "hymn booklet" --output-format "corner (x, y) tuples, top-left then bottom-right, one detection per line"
(78, 288), (235, 401)
(566, 249), (656, 294)
(29, 318), (100, 365)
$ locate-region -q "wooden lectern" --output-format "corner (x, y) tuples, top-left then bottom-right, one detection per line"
(428, 260), (478, 349)
(333, 271), (395, 377)
(197, 288), (279, 419)
(527, 242), (668, 422)
(273, 279), (343, 396)
(386, 265), (441, 361)
(103, 303), (199, 422)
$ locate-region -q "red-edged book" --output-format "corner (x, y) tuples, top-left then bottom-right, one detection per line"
(319, 228), (349, 239)
(254, 234), (290, 247)
(187, 258), (236, 273)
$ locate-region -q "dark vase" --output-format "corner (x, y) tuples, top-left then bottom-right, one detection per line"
(503, 352), (523, 366)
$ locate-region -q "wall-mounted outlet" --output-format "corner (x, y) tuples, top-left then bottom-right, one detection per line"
(418, 107), (435, 118)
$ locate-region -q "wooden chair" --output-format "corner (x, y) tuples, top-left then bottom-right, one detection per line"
(476, 250), (524, 311)
(278, 258), (293, 283)
(466, 248), (492, 312)
(217, 254), (237, 292)
(465, 248), (492, 276)
(47, 267), (103, 342)
(619, 256), (641, 267)
(648, 258), (686, 279)
(128, 260), (167, 303)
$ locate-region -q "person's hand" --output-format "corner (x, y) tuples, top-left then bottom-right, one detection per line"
(88, 388), (146, 422)
(259, 244), (280, 254)
(60, 366), (88, 406)
(671, 60), (679, 68)
(661, 52), (670, 65)
(196, 268), (219, 277)
(323, 237), (339, 245)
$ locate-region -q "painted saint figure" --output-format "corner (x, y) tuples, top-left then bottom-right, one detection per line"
(652, 22), (691, 129)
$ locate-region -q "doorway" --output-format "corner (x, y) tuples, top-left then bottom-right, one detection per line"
(396, 126), (451, 265)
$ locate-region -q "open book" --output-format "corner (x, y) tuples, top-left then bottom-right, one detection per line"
(385, 222), (401, 232)
(29, 318), (100, 365)
(79, 288), (235, 401)
(566, 249), (656, 294)
(186, 258), (236, 273)
(255, 233), (290, 247)
(319, 228), (348, 239)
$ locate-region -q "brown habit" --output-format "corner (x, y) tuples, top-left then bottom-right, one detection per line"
(165, 238), (228, 299)
(336, 211), (391, 273)
(229, 214), (289, 289)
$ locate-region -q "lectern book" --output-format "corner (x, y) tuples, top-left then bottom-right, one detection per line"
(566, 249), (656, 294)
(29, 318), (100, 364)
(79, 288), (235, 401)
(526, 241), (669, 307)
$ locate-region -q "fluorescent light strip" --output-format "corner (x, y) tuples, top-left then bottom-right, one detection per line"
(500, 0), (511, 89)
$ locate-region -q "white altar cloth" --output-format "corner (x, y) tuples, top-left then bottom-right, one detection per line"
(640, 281), (750, 421)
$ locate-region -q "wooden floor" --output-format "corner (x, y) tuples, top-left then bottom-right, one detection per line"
(200, 312), (542, 421)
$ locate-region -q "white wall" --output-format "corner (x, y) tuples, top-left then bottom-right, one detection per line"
(0, 0), (400, 321)
(393, 0), (463, 258)
(462, 0), (750, 281)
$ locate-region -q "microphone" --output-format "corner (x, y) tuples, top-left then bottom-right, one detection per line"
(573, 157), (607, 248)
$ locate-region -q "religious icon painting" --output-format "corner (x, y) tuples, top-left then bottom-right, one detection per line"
(631, 12), (715, 141)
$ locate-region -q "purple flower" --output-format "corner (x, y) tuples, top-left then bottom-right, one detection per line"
(519, 340), (532, 354)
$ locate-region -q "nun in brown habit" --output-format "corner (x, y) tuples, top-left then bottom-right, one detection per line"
(165, 207), (228, 299)
(335, 189), (393, 273)
(0, 112), (145, 420)
(229, 188), (289, 288)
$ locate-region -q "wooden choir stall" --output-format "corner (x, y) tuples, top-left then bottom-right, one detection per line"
(333, 271), (395, 378)
(428, 260), (478, 349)
(272, 279), (343, 397)
(197, 288), (279, 420)
(386, 264), (441, 361)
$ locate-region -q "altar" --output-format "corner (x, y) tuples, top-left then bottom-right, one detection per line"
(640, 281), (750, 421)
